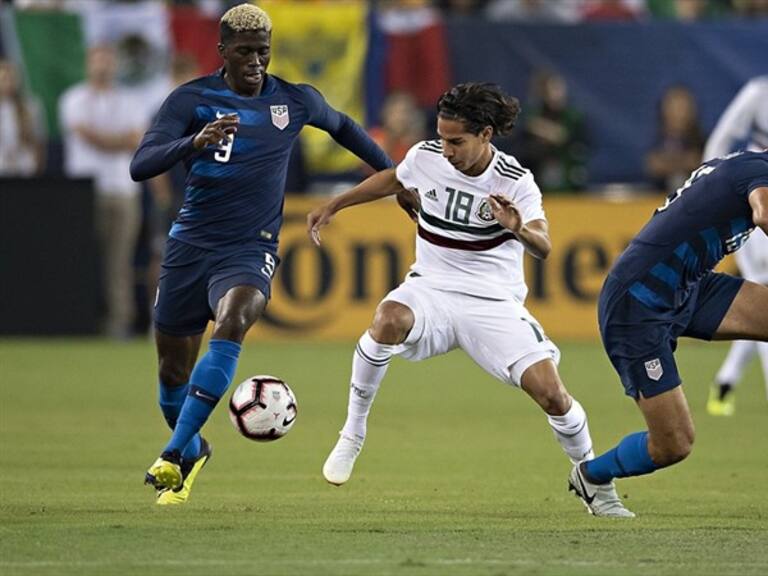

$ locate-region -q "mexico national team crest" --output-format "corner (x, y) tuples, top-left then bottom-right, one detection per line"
(476, 198), (495, 222)
(270, 105), (289, 130)
(644, 358), (663, 381)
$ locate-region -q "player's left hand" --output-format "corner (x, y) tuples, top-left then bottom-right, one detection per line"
(488, 193), (522, 233)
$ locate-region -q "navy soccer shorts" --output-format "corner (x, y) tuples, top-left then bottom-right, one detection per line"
(154, 237), (279, 336)
(598, 271), (744, 399)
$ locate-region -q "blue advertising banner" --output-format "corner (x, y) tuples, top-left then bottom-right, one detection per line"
(446, 20), (768, 184)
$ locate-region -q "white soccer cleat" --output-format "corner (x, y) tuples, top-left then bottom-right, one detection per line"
(568, 463), (636, 518)
(322, 433), (364, 486)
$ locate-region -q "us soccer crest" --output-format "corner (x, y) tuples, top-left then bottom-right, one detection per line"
(644, 358), (663, 381)
(270, 105), (289, 130)
(476, 198), (495, 222)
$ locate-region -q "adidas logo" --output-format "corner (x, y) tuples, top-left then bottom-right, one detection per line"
(425, 189), (438, 201)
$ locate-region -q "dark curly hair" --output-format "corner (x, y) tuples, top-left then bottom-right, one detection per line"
(436, 83), (520, 137)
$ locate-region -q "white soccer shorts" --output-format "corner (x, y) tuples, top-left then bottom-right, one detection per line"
(383, 277), (560, 387)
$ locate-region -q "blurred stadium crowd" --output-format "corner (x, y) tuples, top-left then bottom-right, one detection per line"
(2, 0), (767, 187)
(1, 0), (766, 337)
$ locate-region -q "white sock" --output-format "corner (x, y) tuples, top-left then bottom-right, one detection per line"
(715, 340), (757, 387)
(340, 331), (394, 440)
(546, 398), (594, 465)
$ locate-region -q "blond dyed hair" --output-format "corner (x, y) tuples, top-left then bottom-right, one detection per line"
(220, 3), (272, 34)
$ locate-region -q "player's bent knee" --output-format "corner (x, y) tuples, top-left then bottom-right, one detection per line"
(370, 301), (414, 345)
(213, 314), (252, 342)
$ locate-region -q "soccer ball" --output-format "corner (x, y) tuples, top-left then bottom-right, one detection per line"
(228, 375), (297, 441)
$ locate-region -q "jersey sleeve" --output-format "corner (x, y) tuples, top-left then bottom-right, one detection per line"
(129, 86), (198, 181)
(747, 176), (768, 197)
(395, 143), (421, 190)
(511, 172), (546, 223)
(297, 83), (393, 171)
(299, 83), (339, 130)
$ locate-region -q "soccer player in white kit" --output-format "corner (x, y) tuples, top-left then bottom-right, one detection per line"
(703, 76), (768, 415)
(307, 83), (633, 517)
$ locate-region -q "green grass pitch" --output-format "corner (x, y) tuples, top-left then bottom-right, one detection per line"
(1, 339), (766, 575)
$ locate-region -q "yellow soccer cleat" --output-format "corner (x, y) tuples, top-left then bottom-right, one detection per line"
(144, 451), (183, 491)
(156, 439), (212, 506)
(707, 385), (735, 417)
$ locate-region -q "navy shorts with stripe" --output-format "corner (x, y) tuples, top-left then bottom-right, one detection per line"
(154, 237), (279, 336)
(598, 271), (743, 399)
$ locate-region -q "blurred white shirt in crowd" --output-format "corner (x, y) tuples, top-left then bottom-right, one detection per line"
(59, 84), (146, 197)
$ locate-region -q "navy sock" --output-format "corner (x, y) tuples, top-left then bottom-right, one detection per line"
(583, 431), (658, 484)
(163, 339), (241, 456)
(158, 382), (201, 461)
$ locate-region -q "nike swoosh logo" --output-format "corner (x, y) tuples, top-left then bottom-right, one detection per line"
(577, 473), (596, 505)
(282, 415), (296, 426)
(192, 388), (218, 403)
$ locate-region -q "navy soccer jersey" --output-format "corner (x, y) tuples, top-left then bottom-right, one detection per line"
(131, 71), (392, 334)
(131, 70), (392, 249)
(600, 150), (768, 398)
(610, 151), (768, 310)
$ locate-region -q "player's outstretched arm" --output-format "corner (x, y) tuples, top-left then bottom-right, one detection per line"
(307, 168), (405, 246)
(749, 186), (768, 234)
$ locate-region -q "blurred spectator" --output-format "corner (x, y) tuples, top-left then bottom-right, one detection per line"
(516, 71), (588, 192)
(366, 91), (426, 171)
(118, 33), (171, 114)
(59, 44), (147, 339)
(485, 0), (581, 21)
(0, 59), (46, 176)
(582, 0), (645, 20)
(645, 84), (705, 190)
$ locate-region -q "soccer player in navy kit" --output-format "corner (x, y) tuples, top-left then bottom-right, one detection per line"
(568, 150), (768, 515)
(129, 4), (392, 504)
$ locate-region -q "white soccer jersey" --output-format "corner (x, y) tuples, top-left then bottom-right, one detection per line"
(395, 140), (545, 301)
(737, 228), (768, 284)
(704, 76), (768, 161)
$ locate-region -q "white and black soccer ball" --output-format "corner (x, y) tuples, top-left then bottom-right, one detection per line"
(228, 375), (297, 442)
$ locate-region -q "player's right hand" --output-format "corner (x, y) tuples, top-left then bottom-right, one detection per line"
(193, 114), (239, 150)
(307, 206), (334, 246)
